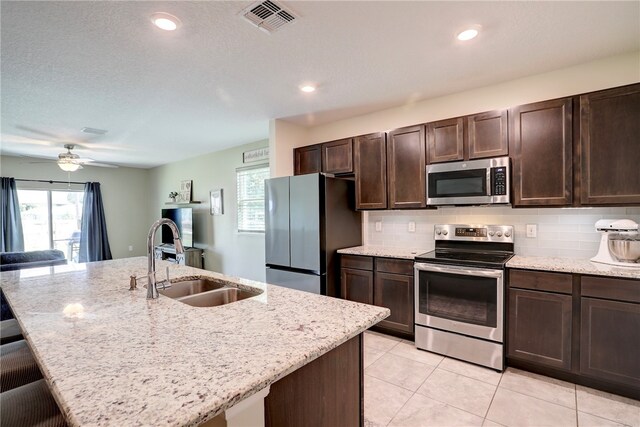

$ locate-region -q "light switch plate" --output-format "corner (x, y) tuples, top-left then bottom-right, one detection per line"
(526, 224), (537, 238)
(408, 221), (416, 232)
(128, 245), (133, 251)
(375, 221), (382, 232)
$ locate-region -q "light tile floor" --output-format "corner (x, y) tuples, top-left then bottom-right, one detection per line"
(363, 331), (640, 427)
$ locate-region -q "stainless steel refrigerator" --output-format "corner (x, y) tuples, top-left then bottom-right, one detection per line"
(265, 173), (362, 296)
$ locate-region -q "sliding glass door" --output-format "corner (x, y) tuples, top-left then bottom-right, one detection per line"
(18, 189), (84, 262)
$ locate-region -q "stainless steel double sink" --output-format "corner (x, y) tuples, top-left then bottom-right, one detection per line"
(158, 277), (262, 307)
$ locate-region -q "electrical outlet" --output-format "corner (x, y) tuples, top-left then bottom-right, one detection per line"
(526, 224), (537, 238)
(128, 245), (133, 252)
(408, 221), (416, 232)
(375, 221), (382, 232)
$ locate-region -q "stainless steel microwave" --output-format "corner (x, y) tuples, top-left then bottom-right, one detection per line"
(426, 157), (510, 206)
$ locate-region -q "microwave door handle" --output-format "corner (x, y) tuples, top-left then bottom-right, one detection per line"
(415, 263), (503, 278)
(486, 167), (492, 196)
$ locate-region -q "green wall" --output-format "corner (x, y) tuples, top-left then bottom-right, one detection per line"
(147, 140), (268, 282)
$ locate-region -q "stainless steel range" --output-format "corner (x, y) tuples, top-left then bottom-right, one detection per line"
(414, 224), (514, 371)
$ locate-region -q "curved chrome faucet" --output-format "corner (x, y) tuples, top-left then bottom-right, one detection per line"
(147, 218), (185, 299)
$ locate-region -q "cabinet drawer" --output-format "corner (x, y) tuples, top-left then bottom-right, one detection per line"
(375, 258), (414, 275)
(341, 255), (373, 271)
(581, 276), (640, 304)
(509, 269), (572, 294)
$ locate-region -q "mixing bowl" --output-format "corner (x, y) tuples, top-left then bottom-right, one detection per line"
(608, 238), (640, 263)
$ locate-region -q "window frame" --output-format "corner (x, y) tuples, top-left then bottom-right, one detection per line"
(236, 164), (270, 234)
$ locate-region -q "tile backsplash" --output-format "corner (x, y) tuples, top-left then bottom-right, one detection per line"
(364, 207), (640, 259)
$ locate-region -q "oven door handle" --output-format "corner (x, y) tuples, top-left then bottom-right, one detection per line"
(414, 263), (503, 278)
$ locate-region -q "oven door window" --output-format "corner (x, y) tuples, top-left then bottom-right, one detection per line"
(428, 169), (487, 198)
(418, 270), (497, 327)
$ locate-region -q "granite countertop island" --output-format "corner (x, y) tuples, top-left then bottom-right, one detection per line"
(0, 257), (389, 426)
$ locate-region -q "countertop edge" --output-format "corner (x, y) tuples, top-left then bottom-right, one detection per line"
(337, 246), (639, 279)
(506, 255), (640, 280)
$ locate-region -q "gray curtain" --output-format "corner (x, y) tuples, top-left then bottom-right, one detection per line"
(79, 182), (112, 262)
(1, 177), (25, 252)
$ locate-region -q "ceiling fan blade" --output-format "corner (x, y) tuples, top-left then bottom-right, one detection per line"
(84, 162), (119, 168)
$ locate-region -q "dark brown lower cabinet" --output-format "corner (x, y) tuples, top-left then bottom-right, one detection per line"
(341, 255), (414, 339)
(507, 269), (640, 400)
(580, 298), (640, 388)
(507, 288), (572, 371)
(341, 268), (374, 305)
(265, 334), (362, 427)
(375, 272), (414, 335)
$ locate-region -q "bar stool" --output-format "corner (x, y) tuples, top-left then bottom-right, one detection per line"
(1, 339), (43, 392)
(0, 318), (23, 345)
(0, 379), (67, 427)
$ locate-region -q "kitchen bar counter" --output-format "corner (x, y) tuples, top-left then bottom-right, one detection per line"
(337, 245), (429, 260)
(0, 257), (388, 426)
(507, 255), (640, 279)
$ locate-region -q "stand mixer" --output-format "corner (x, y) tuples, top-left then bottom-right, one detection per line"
(591, 219), (640, 268)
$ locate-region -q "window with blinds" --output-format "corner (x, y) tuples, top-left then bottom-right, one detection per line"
(236, 165), (270, 232)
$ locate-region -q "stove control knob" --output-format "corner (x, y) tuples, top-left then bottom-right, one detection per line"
(442, 230), (448, 236)
(435, 229), (442, 235)
(496, 231), (503, 237)
(488, 231), (495, 236)
(505, 230), (512, 237)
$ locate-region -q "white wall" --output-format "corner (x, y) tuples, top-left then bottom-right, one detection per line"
(269, 119), (308, 178)
(147, 140), (268, 282)
(0, 155), (151, 259)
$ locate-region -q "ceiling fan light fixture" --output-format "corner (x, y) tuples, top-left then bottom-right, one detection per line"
(58, 160), (81, 172)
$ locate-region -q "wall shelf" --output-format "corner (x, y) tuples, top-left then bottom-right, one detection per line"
(165, 201), (202, 205)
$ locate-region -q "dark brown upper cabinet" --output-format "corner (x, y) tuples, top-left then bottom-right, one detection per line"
(579, 83), (640, 205)
(387, 125), (426, 209)
(294, 144), (322, 176)
(467, 109), (509, 159)
(510, 98), (573, 207)
(427, 118), (464, 163)
(354, 133), (387, 209)
(427, 110), (508, 164)
(322, 138), (353, 175)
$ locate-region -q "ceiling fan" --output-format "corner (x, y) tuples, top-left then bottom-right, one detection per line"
(31, 144), (118, 171)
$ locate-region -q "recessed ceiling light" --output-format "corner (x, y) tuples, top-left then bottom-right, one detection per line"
(151, 13), (181, 31)
(300, 85), (316, 93)
(457, 27), (480, 41)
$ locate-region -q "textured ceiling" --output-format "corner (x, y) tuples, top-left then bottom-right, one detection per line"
(1, 1), (638, 168)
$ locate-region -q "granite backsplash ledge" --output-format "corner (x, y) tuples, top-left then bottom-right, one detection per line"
(363, 206), (640, 260)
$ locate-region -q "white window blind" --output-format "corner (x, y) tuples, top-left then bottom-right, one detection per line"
(236, 165), (269, 232)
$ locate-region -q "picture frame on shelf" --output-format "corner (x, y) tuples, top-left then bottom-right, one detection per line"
(179, 180), (192, 203)
(210, 189), (224, 215)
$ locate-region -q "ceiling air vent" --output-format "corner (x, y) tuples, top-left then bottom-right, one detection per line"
(241, 0), (297, 34)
